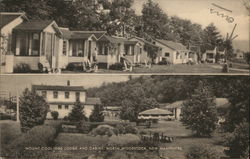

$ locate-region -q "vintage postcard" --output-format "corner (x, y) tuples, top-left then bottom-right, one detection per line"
(0, 0), (249, 74)
(0, 0), (249, 159)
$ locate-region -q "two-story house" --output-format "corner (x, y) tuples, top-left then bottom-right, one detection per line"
(32, 81), (101, 119)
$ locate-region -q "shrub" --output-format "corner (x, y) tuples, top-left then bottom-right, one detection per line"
(51, 111), (59, 120)
(66, 62), (84, 71)
(90, 125), (117, 137)
(108, 134), (140, 146)
(115, 123), (138, 134)
(186, 144), (220, 159)
(109, 63), (124, 70)
(222, 64), (229, 73)
(158, 60), (171, 65)
(89, 105), (104, 122)
(0, 113), (12, 120)
(4, 125), (58, 158)
(13, 63), (31, 73)
(97, 62), (108, 69)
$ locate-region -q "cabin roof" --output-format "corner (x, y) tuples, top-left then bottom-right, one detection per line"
(129, 36), (160, 48)
(155, 39), (188, 51)
(0, 12), (27, 29)
(139, 108), (172, 115)
(32, 85), (86, 92)
(98, 35), (126, 43)
(13, 20), (55, 31)
(61, 29), (98, 40)
(85, 98), (101, 105)
(124, 41), (138, 45)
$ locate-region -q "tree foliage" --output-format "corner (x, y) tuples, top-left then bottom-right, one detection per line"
(181, 81), (218, 137)
(89, 104), (104, 122)
(68, 100), (86, 122)
(19, 88), (49, 132)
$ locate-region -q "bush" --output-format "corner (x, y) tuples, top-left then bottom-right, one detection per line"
(13, 63), (31, 73)
(3, 125), (58, 158)
(186, 144), (220, 159)
(97, 62), (108, 69)
(51, 111), (59, 120)
(66, 62), (84, 71)
(0, 113), (12, 120)
(115, 123), (138, 134)
(90, 125), (117, 137)
(108, 134), (140, 146)
(109, 63), (124, 70)
(158, 60), (171, 65)
(222, 64), (229, 73)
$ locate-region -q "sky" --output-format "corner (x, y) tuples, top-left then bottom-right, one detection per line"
(0, 75), (130, 97)
(132, 0), (249, 42)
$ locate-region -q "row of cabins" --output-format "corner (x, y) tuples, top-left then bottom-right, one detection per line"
(1, 12), (192, 73)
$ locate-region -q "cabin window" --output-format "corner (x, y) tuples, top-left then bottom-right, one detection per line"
(53, 91), (58, 98)
(58, 105), (62, 109)
(65, 105), (69, 109)
(140, 48), (142, 54)
(42, 91), (47, 98)
(165, 53), (170, 57)
(65, 92), (69, 99)
(75, 92), (80, 101)
(176, 52), (180, 59)
(62, 40), (67, 55)
(104, 45), (108, 55)
(72, 40), (84, 57)
(31, 33), (40, 56)
(19, 33), (29, 56)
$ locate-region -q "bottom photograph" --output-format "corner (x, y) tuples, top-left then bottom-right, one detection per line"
(0, 75), (249, 159)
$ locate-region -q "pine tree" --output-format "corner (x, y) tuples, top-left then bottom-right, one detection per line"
(68, 100), (86, 122)
(89, 104), (104, 122)
(19, 88), (49, 132)
(181, 81), (218, 137)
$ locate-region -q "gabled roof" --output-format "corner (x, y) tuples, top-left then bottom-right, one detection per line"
(61, 29), (98, 40)
(32, 85), (85, 92)
(0, 12), (27, 29)
(129, 36), (160, 49)
(155, 39), (188, 51)
(98, 35), (126, 43)
(124, 41), (138, 45)
(139, 108), (173, 115)
(14, 20), (54, 31)
(85, 98), (101, 105)
(13, 20), (62, 35)
(163, 100), (186, 109)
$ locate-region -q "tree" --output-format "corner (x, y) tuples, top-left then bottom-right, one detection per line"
(225, 122), (249, 158)
(141, 0), (170, 39)
(51, 111), (59, 120)
(68, 100), (86, 122)
(245, 52), (250, 65)
(181, 81), (218, 137)
(19, 88), (49, 132)
(89, 104), (104, 122)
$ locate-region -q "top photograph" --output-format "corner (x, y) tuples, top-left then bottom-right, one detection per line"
(0, 0), (249, 74)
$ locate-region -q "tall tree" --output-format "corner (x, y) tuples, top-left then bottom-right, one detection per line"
(68, 100), (86, 122)
(181, 81), (218, 137)
(19, 88), (49, 132)
(141, 0), (170, 39)
(89, 104), (104, 122)
(201, 23), (222, 53)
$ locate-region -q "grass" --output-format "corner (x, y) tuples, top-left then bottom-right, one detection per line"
(62, 63), (247, 74)
(137, 121), (225, 159)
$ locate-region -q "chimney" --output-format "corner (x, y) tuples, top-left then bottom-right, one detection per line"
(67, 80), (70, 86)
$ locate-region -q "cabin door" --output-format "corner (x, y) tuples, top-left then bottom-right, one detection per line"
(88, 41), (92, 61)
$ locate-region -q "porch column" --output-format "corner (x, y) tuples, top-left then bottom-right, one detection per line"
(39, 32), (43, 56)
(28, 34), (32, 55)
(15, 35), (20, 55)
(129, 45), (132, 55)
(102, 43), (104, 55)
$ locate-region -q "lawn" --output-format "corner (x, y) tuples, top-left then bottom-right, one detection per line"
(62, 63), (248, 74)
(137, 121), (225, 159)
